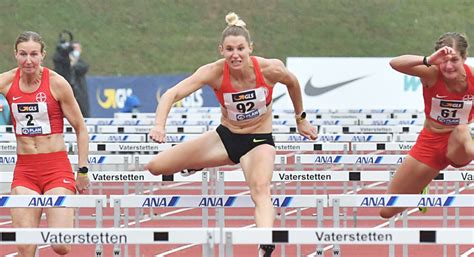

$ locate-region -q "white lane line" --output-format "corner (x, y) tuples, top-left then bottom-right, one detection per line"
(0, 220), (12, 226)
(461, 247), (474, 257)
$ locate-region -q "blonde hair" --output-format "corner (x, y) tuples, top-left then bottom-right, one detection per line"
(221, 12), (252, 45)
(225, 12), (246, 27)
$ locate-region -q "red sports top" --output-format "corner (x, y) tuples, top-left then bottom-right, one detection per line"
(423, 64), (474, 126)
(215, 56), (273, 106)
(6, 68), (64, 136)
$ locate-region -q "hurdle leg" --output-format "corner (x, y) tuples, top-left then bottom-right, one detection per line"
(332, 198), (341, 257)
(225, 231), (233, 257)
(315, 199), (324, 257)
(202, 171), (210, 257)
(113, 199), (122, 257)
(95, 199), (104, 257)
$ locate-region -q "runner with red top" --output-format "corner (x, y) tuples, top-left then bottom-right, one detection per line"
(146, 12), (317, 256)
(380, 32), (474, 219)
(0, 31), (90, 257)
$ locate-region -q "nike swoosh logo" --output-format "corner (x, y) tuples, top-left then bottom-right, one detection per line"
(253, 138), (267, 143)
(436, 94), (447, 98)
(271, 93), (286, 103)
(63, 179), (72, 184)
(13, 96), (22, 101)
(304, 75), (368, 96)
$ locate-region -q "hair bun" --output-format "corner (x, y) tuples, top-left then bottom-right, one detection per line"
(225, 12), (246, 27)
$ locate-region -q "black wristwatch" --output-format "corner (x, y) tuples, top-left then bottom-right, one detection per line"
(295, 111), (306, 123)
(78, 166), (89, 174)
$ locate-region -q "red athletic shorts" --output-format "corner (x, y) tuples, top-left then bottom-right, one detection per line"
(11, 151), (76, 194)
(409, 128), (470, 170)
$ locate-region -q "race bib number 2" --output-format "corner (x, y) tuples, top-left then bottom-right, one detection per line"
(12, 102), (51, 135)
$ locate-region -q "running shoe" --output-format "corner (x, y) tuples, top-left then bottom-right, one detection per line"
(418, 185), (429, 214)
(180, 168), (203, 177)
(258, 244), (275, 257)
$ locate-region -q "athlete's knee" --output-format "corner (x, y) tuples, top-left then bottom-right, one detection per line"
(456, 124), (469, 134)
(249, 181), (271, 200)
(379, 208), (394, 219)
(17, 244), (37, 256)
(52, 244), (71, 255)
(145, 161), (164, 175)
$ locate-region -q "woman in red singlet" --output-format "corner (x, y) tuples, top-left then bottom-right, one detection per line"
(146, 12), (317, 256)
(380, 32), (474, 219)
(0, 31), (90, 256)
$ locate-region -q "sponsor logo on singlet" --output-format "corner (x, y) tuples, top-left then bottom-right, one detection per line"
(22, 127), (43, 135)
(232, 91), (256, 102)
(236, 109), (259, 120)
(17, 103), (39, 113)
(440, 101), (463, 109)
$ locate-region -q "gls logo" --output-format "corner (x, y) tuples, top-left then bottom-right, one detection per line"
(440, 100), (463, 109)
(232, 91), (256, 102)
(17, 104), (38, 113)
(97, 88), (132, 109)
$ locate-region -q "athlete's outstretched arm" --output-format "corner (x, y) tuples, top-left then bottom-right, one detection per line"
(389, 46), (458, 85)
(269, 59), (317, 140)
(149, 63), (218, 143)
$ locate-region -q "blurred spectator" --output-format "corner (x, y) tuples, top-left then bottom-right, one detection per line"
(69, 42), (90, 117)
(122, 95), (141, 113)
(52, 30), (74, 83)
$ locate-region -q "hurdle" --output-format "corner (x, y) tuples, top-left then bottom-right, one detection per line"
(107, 194), (472, 257)
(319, 125), (423, 134)
(0, 195), (107, 256)
(0, 227), (470, 244)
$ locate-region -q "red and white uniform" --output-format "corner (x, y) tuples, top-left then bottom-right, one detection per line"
(409, 64), (474, 170)
(423, 64), (474, 126)
(5, 68), (75, 193)
(6, 67), (64, 136)
(214, 56), (273, 122)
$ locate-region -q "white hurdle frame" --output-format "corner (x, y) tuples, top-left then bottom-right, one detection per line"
(0, 195), (107, 256)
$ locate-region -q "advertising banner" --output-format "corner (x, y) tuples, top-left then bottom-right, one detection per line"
(273, 57), (474, 110)
(87, 74), (219, 117)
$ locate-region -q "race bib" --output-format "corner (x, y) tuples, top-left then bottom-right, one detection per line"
(11, 102), (51, 135)
(429, 98), (472, 125)
(223, 88), (268, 121)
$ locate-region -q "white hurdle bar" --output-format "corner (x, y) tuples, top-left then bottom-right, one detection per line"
(320, 125), (423, 134)
(108, 194), (473, 208)
(224, 170), (473, 182)
(0, 154), (289, 168)
(0, 195), (107, 208)
(110, 195), (327, 208)
(0, 170), (471, 183)
(328, 194), (474, 208)
(296, 153), (474, 165)
(296, 154), (406, 164)
(0, 227), (471, 245)
(76, 142), (349, 152)
(0, 155), (133, 165)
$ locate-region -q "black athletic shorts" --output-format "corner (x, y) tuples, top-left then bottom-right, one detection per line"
(216, 124), (275, 164)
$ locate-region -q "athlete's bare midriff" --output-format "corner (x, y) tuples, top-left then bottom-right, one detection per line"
(16, 133), (67, 154)
(424, 118), (470, 133)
